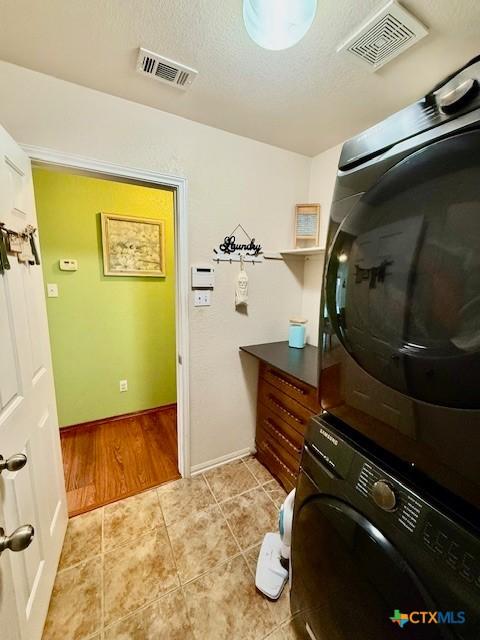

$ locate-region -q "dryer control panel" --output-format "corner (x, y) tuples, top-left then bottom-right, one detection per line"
(339, 57), (480, 170)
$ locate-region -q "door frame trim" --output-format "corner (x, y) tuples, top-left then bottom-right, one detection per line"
(22, 144), (191, 477)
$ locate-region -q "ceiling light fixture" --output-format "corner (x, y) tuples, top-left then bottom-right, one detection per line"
(243, 0), (317, 51)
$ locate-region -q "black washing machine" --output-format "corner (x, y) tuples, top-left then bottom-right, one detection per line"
(290, 416), (480, 640)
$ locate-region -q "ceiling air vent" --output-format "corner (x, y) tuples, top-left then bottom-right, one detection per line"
(136, 48), (198, 90)
(337, 1), (428, 71)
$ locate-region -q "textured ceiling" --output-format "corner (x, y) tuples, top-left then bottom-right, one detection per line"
(0, 0), (479, 155)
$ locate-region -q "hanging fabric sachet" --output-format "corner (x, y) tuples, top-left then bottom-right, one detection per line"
(235, 255), (248, 307)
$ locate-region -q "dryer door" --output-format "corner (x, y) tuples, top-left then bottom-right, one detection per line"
(320, 128), (480, 513)
(324, 128), (480, 409)
(290, 493), (448, 640)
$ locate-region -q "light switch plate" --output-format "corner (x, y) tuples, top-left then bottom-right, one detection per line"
(194, 290), (211, 306)
(47, 283), (58, 298)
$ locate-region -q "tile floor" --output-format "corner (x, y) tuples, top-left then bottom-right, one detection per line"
(43, 456), (303, 640)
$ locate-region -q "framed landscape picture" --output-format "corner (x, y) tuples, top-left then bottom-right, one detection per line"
(101, 213), (166, 277)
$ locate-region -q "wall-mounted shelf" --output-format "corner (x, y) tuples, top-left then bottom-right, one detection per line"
(264, 247), (325, 260)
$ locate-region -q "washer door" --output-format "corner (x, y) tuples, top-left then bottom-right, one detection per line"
(291, 495), (448, 640)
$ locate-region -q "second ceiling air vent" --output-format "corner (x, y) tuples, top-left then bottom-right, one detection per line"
(337, 1), (428, 71)
(136, 48), (198, 90)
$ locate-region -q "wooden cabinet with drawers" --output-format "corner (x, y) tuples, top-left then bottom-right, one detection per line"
(255, 362), (321, 491)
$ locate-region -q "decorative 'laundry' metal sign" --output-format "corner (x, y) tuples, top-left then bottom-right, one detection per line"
(213, 224), (263, 264)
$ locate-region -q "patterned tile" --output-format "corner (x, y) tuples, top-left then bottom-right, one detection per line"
(265, 629), (285, 640)
(221, 486), (278, 549)
(58, 509), (102, 570)
(273, 618), (305, 639)
(104, 589), (194, 639)
(203, 459), (258, 502)
(184, 555), (276, 640)
(167, 504), (239, 583)
(244, 543), (261, 575)
(103, 489), (163, 550)
(103, 527), (179, 626)
(267, 588), (292, 627)
(244, 456), (274, 485)
(263, 479), (288, 509)
(44, 465), (289, 639)
(43, 557), (101, 640)
(157, 476), (215, 526)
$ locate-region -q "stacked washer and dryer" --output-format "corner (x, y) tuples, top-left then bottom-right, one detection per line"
(290, 56), (480, 639)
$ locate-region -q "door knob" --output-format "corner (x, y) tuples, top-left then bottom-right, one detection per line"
(0, 453), (27, 475)
(0, 525), (34, 556)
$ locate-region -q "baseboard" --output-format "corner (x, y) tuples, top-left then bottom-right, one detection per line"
(190, 446), (255, 476)
(60, 403), (177, 434)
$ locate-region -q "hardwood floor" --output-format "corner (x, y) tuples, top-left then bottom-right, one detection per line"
(60, 405), (180, 516)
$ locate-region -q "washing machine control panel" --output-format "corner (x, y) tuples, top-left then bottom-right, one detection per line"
(306, 417), (480, 591)
(356, 462), (423, 533)
(371, 479), (397, 512)
(355, 459), (480, 591)
(422, 513), (480, 591)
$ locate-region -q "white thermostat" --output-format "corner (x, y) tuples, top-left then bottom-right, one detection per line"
(59, 259), (78, 271)
(191, 265), (215, 289)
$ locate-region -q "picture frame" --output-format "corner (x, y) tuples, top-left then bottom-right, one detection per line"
(101, 213), (166, 277)
(294, 203), (320, 248)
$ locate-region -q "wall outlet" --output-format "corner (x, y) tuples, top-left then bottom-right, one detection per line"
(47, 283), (59, 298)
(194, 290), (211, 306)
(119, 379), (128, 392)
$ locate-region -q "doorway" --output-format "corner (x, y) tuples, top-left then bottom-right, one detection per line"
(29, 153), (190, 515)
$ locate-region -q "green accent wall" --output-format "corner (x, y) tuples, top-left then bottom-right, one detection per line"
(33, 168), (176, 427)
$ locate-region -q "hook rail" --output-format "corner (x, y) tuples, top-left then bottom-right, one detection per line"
(213, 256), (261, 264)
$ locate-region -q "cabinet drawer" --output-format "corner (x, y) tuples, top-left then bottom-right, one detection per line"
(257, 421), (300, 474)
(261, 363), (320, 412)
(258, 378), (313, 436)
(256, 429), (297, 493)
(257, 403), (303, 459)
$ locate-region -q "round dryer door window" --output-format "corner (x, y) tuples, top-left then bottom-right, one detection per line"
(291, 496), (444, 639)
(325, 129), (480, 408)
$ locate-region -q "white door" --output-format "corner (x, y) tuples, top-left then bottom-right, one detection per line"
(0, 125), (67, 639)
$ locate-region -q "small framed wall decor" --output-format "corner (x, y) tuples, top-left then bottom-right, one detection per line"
(294, 203), (320, 248)
(101, 213), (166, 277)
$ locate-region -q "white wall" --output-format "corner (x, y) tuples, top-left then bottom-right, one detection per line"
(308, 143), (343, 250)
(301, 255), (325, 346)
(0, 61), (310, 471)
(301, 143), (343, 346)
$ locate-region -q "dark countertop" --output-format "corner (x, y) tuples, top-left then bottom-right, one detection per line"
(240, 341), (319, 388)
